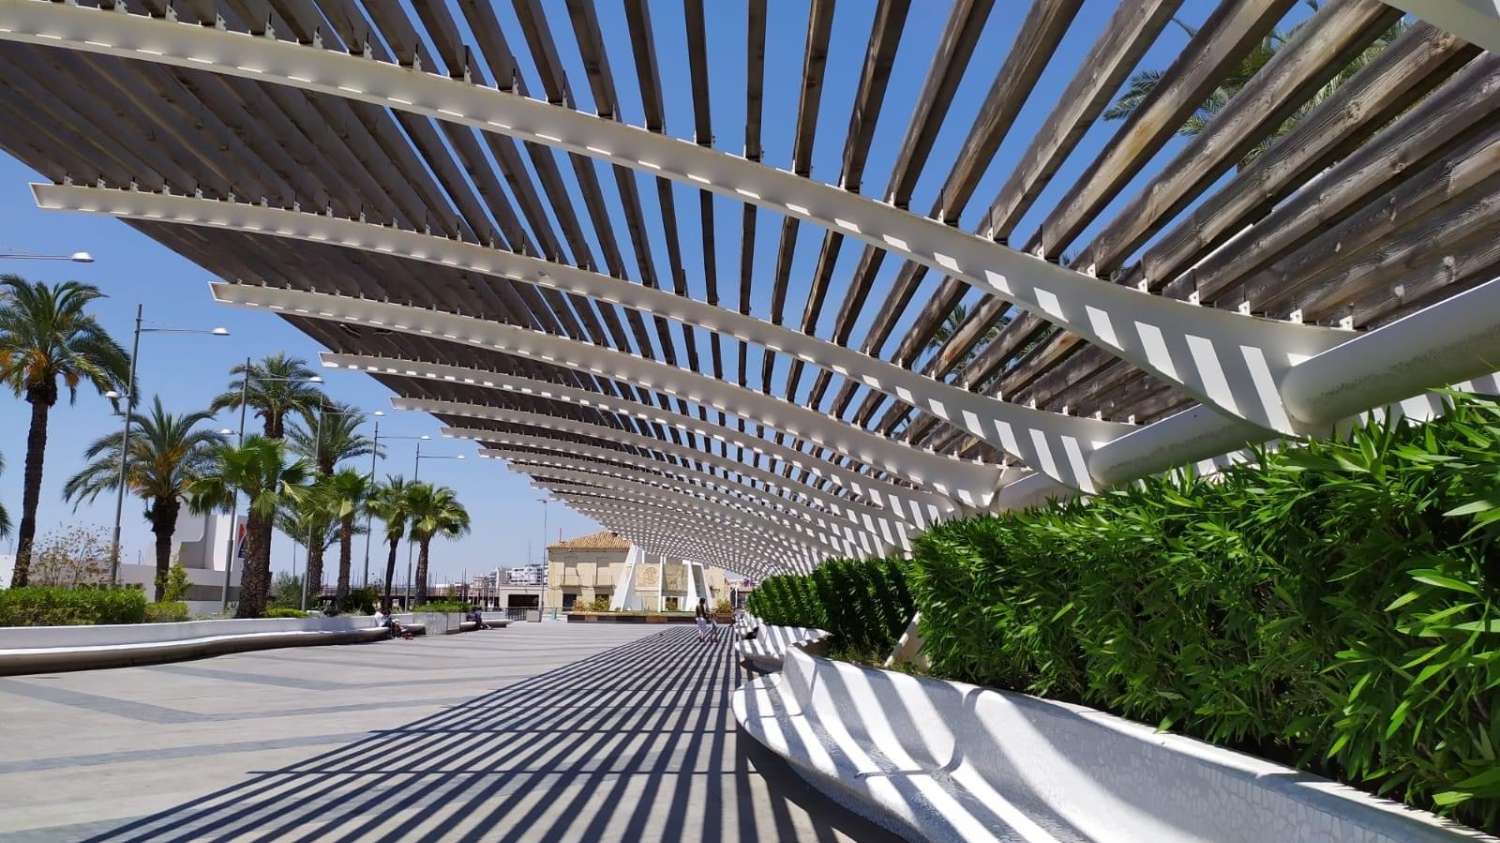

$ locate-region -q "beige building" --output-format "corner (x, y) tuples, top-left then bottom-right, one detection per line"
(546, 530), (729, 612)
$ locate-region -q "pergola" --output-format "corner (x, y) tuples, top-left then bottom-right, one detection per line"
(0, 0), (1496, 578)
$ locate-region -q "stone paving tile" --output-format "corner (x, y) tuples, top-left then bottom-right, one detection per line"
(0, 623), (898, 842)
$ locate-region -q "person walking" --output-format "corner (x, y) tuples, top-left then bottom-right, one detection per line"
(695, 597), (713, 642)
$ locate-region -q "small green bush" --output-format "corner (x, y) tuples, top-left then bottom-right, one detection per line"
(0, 586), (147, 626)
(746, 556), (914, 660)
(340, 586), (379, 615)
(144, 601), (190, 623)
(160, 562), (190, 602)
(265, 607), (308, 619)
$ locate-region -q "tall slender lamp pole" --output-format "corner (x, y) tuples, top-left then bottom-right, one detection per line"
(361, 413), (381, 587)
(299, 402), (327, 611)
(220, 356), (250, 610)
(107, 305), (143, 587)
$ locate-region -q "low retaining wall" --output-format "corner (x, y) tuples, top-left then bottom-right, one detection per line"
(0, 616), (390, 676)
(566, 611), (697, 624)
(735, 648), (1491, 843)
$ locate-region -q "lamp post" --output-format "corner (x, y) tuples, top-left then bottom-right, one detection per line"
(217, 365), (323, 610)
(406, 441), (464, 605)
(362, 426), (427, 588)
(0, 249), (94, 263)
(538, 496), (549, 621)
(104, 305), (228, 588)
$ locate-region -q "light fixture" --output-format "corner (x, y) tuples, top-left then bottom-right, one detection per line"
(104, 390), (120, 400)
(210, 327), (230, 336)
(71, 251), (94, 263)
(308, 375), (323, 383)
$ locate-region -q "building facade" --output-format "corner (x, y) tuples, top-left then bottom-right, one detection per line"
(545, 531), (728, 612)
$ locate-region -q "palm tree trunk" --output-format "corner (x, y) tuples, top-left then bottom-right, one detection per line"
(149, 498), (180, 601)
(336, 515), (354, 604)
(415, 538), (431, 603)
(12, 394), (52, 587)
(237, 512), (272, 618)
(305, 540), (325, 606)
(381, 538), (399, 612)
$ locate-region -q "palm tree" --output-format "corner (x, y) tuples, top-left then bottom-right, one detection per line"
(0, 276), (130, 586)
(287, 403), (379, 475)
(211, 353), (323, 440)
(63, 398), (224, 599)
(406, 483), (471, 603)
(365, 475), (413, 612)
(1103, 7), (1408, 166)
(275, 489), (337, 604)
(188, 437), (310, 617)
(324, 469), (372, 605)
(0, 454), (12, 541)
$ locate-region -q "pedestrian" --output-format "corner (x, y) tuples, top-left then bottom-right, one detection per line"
(695, 597), (713, 642)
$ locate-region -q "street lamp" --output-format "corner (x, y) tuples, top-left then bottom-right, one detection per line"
(107, 305), (228, 589)
(0, 248), (94, 263)
(218, 361), (323, 610)
(405, 441), (466, 605)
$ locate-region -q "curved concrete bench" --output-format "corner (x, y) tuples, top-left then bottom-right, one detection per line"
(734, 648), (1490, 843)
(0, 617), (406, 676)
(733, 623), (830, 673)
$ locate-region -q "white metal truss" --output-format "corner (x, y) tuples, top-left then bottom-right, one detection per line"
(33, 183), (1130, 492)
(0, 0), (1352, 436)
(424, 404), (915, 548)
(328, 353), (966, 525)
(491, 448), (855, 557)
(213, 283), (1008, 506)
(451, 428), (898, 557)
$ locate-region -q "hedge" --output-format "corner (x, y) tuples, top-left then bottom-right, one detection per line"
(0, 586), (148, 626)
(747, 393), (1500, 830)
(746, 556), (913, 659)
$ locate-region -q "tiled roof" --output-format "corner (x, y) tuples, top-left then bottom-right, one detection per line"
(549, 530), (631, 550)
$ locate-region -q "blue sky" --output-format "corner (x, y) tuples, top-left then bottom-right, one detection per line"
(0, 0), (1302, 581)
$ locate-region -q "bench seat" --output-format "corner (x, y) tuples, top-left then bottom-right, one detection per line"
(734, 648), (1488, 843)
(733, 622), (830, 672)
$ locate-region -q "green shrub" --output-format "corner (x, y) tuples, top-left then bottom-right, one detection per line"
(906, 393), (1500, 831)
(340, 586), (379, 615)
(144, 601), (190, 623)
(746, 556), (914, 659)
(160, 562), (190, 602)
(411, 601), (470, 614)
(265, 607), (308, 619)
(0, 586), (147, 626)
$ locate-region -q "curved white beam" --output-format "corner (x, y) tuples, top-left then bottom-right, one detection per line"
(215, 283), (1007, 504)
(559, 501), (789, 576)
(539, 483), (815, 572)
(330, 354), (963, 524)
(392, 396), (954, 527)
(457, 429), (896, 555)
(0, 0), (1349, 434)
(33, 183), (1129, 491)
(509, 458), (836, 557)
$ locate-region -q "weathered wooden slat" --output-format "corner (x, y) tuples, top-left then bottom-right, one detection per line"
(1074, 0), (1403, 277)
(1027, 0), (1297, 258)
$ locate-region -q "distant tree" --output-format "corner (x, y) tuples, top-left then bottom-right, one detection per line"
(365, 475), (414, 612)
(63, 397), (223, 600)
(287, 403), (380, 475)
(189, 437), (310, 617)
(211, 354), (323, 440)
(324, 469), (372, 605)
(1103, 7), (1409, 166)
(0, 453), (11, 541)
(275, 489), (337, 603)
(405, 483), (471, 603)
(0, 277), (129, 586)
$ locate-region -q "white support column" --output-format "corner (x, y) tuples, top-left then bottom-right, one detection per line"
(609, 545), (645, 611)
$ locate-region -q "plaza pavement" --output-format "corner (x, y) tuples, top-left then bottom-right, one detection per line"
(0, 621), (897, 842)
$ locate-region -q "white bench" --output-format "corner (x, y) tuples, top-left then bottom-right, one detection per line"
(734, 647), (1490, 843)
(732, 621), (830, 672)
(0, 617), (403, 675)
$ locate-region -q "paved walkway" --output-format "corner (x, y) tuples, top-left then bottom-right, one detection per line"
(0, 623), (897, 842)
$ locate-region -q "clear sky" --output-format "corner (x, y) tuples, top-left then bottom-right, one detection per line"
(0, 0), (1297, 582)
